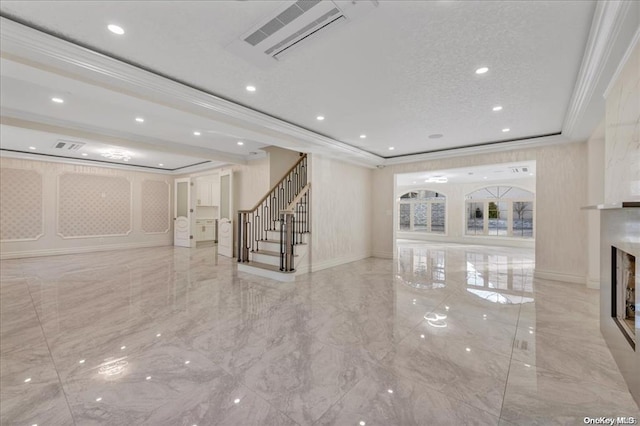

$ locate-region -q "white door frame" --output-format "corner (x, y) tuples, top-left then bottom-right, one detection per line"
(218, 170), (234, 257)
(174, 177), (194, 248)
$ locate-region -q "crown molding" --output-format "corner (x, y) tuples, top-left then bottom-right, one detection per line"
(0, 17), (384, 167)
(603, 25), (640, 99)
(1, 108), (247, 165)
(382, 134), (570, 166)
(562, 0), (634, 139)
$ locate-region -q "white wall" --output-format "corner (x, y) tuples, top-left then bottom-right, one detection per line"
(372, 142), (588, 284)
(0, 157), (173, 259)
(265, 146), (302, 187)
(395, 176), (536, 248)
(604, 41), (640, 203)
(309, 154), (372, 271)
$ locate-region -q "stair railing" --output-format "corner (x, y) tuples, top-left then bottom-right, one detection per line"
(279, 183), (310, 271)
(238, 154), (308, 264)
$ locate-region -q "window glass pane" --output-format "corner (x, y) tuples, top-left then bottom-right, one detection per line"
(413, 203), (428, 231)
(466, 202), (484, 235)
(399, 203), (411, 230)
(488, 201), (508, 236)
(513, 201), (534, 237)
(400, 192), (417, 199)
(431, 202), (445, 233)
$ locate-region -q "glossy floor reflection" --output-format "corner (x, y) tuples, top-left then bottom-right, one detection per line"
(1, 242), (638, 425)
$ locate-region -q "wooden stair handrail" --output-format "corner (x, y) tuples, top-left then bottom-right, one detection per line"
(282, 183), (310, 213)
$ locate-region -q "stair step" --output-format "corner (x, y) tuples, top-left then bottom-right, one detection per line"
(261, 239), (307, 245)
(240, 260), (285, 272)
(251, 249), (298, 258)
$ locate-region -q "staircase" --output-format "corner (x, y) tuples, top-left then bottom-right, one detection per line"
(237, 154), (310, 282)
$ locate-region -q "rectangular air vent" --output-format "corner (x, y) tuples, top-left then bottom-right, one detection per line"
(53, 140), (86, 151)
(227, 0), (378, 67)
(510, 166), (530, 173)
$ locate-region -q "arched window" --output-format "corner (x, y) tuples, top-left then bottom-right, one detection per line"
(398, 190), (446, 234)
(465, 186), (534, 238)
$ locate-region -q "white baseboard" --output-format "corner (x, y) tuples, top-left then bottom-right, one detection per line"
(306, 252), (372, 273)
(534, 269), (586, 285)
(395, 233), (535, 249)
(0, 241), (171, 260)
(237, 263), (296, 282)
(586, 277), (600, 289)
(371, 250), (393, 259)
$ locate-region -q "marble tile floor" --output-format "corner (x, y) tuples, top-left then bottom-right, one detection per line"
(1, 242), (639, 425)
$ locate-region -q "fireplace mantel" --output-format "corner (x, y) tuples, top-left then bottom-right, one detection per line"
(582, 201), (640, 210)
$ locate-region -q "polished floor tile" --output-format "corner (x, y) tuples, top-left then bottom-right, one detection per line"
(1, 242), (638, 425)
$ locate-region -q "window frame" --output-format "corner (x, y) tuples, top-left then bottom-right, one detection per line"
(464, 186), (534, 239)
(397, 189), (447, 235)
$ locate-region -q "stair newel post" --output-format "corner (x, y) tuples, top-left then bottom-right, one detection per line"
(280, 209), (294, 272)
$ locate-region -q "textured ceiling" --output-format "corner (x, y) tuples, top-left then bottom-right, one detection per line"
(0, 0), (596, 158)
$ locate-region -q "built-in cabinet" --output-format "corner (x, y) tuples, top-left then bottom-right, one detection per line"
(194, 174), (220, 242)
(195, 175), (220, 206)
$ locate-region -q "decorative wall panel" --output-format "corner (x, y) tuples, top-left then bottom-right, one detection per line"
(58, 174), (131, 238)
(0, 168), (43, 241)
(141, 180), (170, 233)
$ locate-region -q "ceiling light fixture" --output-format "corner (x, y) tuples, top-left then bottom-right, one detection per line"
(81, 153), (88, 156)
(51, 97), (64, 103)
(101, 150), (133, 161)
(360, 134), (366, 139)
(246, 85), (256, 92)
(108, 24), (125, 35)
(424, 176), (448, 183)
(492, 106), (503, 111)
(158, 163), (164, 167)
(316, 116), (325, 121)
(388, 147), (395, 151)
(193, 131), (201, 136)
(237, 141), (244, 146)
(428, 133), (443, 139)
(135, 117), (144, 123)
(475, 67), (489, 74)
(28, 146), (36, 150)
(502, 128), (510, 132)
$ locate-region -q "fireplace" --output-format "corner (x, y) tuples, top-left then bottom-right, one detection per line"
(613, 247), (636, 349)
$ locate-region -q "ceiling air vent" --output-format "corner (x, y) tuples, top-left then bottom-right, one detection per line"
(53, 140), (86, 151)
(228, 0), (379, 67)
(510, 166), (530, 173)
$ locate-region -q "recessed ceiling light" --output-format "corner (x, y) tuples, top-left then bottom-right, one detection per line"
(158, 163), (164, 166)
(193, 131), (201, 136)
(413, 181), (416, 184)
(81, 153), (88, 156)
(388, 147), (395, 150)
(28, 146), (36, 150)
(107, 24), (125, 35)
(316, 116), (325, 121)
(428, 133), (443, 139)
(135, 117), (144, 123)
(123, 159), (129, 162)
(246, 85), (256, 92)
(475, 67), (489, 74)
(51, 97), (64, 103)
(502, 128), (510, 132)
(237, 141), (244, 146)
(483, 176), (488, 179)
(360, 134), (366, 139)
(493, 106), (503, 111)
